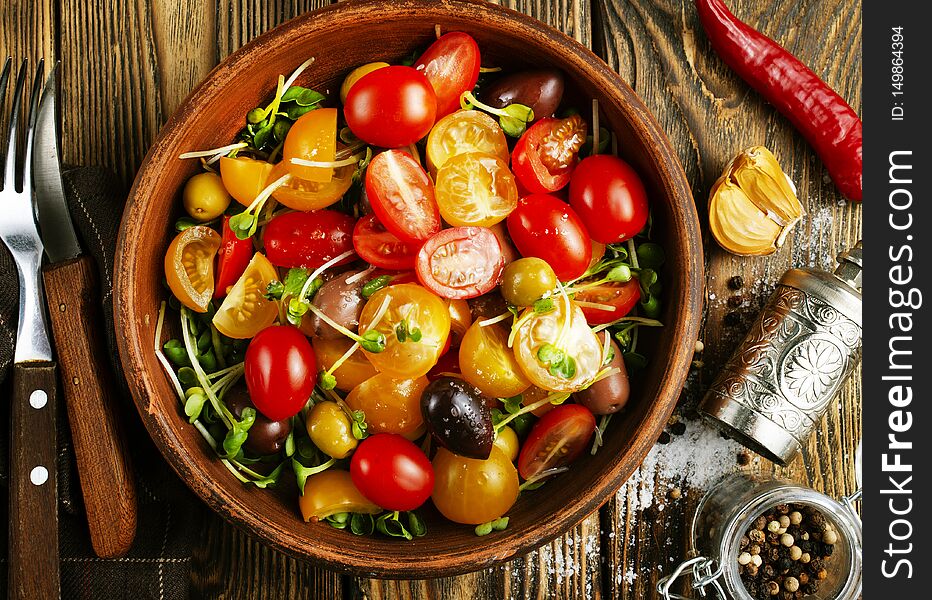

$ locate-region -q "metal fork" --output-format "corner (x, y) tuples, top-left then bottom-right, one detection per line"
(0, 57), (61, 600)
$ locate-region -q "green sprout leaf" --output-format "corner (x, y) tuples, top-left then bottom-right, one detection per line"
(174, 217), (198, 232)
(503, 395), (523, 415)
(623, 352), (649, 371)
(360, 329), (386, 353)
(474, 522), (493, 537)
(325, 512), (350, 530)
(533, 298), (555, 314)
(395, 321), (408, 343)
(407, 511), (427, 538)
(362, 275), (392, 299)
(319, 370), (337, 391)
(177, 366), (199, 389)
(637, 242), (666, 270)
(183, 388), (208, 423)
(491, 516), (509, 531)
(499, 103), (535, 138)
(281, 86), (325, 107)
(351, 409), (369, 440)
(265, 280), (286, 301)
(229, 211), (257, 240)
(606, 264), (632, 283)
(376, 512), (413, 540)
(350, 513), (376, 536)
(163, 339), (191, 367)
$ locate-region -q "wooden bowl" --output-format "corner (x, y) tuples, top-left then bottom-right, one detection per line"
(115, 0), (702, 577)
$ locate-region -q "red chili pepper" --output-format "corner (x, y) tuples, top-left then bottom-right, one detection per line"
(214, 216), (254, 298)
(695, 0), (862, 201)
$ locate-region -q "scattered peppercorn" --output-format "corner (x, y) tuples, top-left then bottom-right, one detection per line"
(728, 275), (745, 290)
(737, 451), (752, 466)
(668, 487), (682, 501)
(738, 503), (838, 600)
(658, 431), (672, 444)
(670, 421), (687, 436)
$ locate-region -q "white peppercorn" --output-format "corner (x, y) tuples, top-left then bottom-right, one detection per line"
(789, 511), (803, 525)
(778, 515), (790, 529)
(800, 553), (811, 564)
(823, 529), (838, 545)
(780, 533), (794, 547)
(739, 552), (752, 566)
(784, 577), (800, 593)
(750, 544), (762, 556)
(789, 546), (802, 561)
(767, 520), (781, 533)
(751, 554), (763, 568)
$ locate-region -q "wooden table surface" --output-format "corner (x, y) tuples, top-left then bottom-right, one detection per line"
(3, 0), (862, 597)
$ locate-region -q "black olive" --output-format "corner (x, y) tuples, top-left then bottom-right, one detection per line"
(480, 69), (565, 122)
(420, 377), (493, 459)
(574, 341), (630, 415)
(225, 383), (292, 455)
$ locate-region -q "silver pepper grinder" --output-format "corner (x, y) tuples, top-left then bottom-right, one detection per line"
(699, 241), (862, 465)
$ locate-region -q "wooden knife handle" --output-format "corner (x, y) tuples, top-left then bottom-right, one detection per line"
(9, 362), (60, 600)
(43, 255), (137, 558)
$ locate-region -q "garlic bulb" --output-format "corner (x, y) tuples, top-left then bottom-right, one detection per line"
(708, 146), (804, 256)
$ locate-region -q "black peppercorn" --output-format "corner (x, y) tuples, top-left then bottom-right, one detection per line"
(798, 540), (811, 552)
(728, 275), (744, 290)
(823, 544), (834, 557)
(670, 421), (687, 436)
(778, 558), (793, 573)
(727, 295), (745, 308)
(658, 431), (671, 444)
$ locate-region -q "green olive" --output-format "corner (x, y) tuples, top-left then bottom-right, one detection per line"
(306, 401), (358, 459)
(500, 257), (558, 307)
(183, 172), (231, 222)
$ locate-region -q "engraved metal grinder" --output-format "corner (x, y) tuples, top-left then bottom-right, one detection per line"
(700, 241), (862, 465)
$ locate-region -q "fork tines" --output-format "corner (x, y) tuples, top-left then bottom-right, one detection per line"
(0, 57), (45, 194)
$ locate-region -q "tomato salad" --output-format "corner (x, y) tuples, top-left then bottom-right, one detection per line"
(156, 31), (664, 539)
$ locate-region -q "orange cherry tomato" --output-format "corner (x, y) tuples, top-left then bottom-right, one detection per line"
(311, 338), (378, 393)
(267, 159), (354, 212)
(345, 373), (428, 440)
(434, 152), (519, 227)
(164, 226), (221, 313)
(283, 107), (337, 183)
(299, 469), (381, 522)
(219, 156), (275, 206)
(426, 110), (509, 173)
(212, 253), (280, 339)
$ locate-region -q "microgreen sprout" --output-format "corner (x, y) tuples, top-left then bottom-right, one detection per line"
(323, 388), (369, 440)
(292, 457), (336, 495)
(460, 90), (535, 137)
(317, 341), (361, 391)
(394, 319), (422, 343)
(229, 173), (292, 239)
(474, 517), (509, 536)
(518, 466), (570, 491)
(494, 391), (569, 433)
(361, 275), (392, 299)
(591, 414), (612, 455)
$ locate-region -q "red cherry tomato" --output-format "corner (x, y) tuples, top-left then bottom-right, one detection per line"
(344, 66), (437, 148)
(352, 215), (420, 270)
(416, 226), (505, 300)
(511, 115), (587, 194)
(350, 433), (434, 511)
(263, 210), (356, 270)
(569, 155), (650, 243)
(365, 150), (441, 243)
(244, 326), (317, 421)
(214, 216), (254, 299)
(517, 404), (595, 480)
(414, 32), (481, 118)
(506, 194), (592, 281)
(575, 279), (642, 325)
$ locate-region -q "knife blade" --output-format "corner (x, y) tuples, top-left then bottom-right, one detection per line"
(33, 64), (82, 264)
(32, 62), (138, 558)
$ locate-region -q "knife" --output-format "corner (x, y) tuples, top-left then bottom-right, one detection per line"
(34, 63), (138, 558)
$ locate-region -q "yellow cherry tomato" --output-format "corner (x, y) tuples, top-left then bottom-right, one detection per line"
(431, 446), (519, 525)
(493, 426), (520, 462)
(212, 253), (279, 339)
(164, 226), (221, 313)
(267, 159), (354, 212)
(435, 152), (518, 227)
(340, 62), (390, 104)
(357, 284), (451, 379)
(307, 401), (358, 459)
(512, 297), (603, 393)
(183, 172), (231, 222)
(345, 373), (428, 440)
(458, 321), (530, 398)
(283, 107), (338, 183)
(299, 469), (381, 522)
(219, 156), (274, 206)
(426, 110), (510, 173)
(311, 338), (378, 393)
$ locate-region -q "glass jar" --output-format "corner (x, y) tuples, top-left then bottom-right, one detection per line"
(659, 473), (862, 600)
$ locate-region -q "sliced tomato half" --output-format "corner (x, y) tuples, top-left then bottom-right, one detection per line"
(416, 226), (505, 300)
(353, 214), (420, 270)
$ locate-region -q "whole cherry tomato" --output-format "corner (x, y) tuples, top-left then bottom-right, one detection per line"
(568, 155), (649, 243)
(344, 66), (437, 148)
(506, 194), (592, 281)
(263, 210), (356, 269)
(244, 326), (317, 421)
(574, 279), (641, 325)
(416, 226), (505, 300)
(517, 404), (595, 480)
(350, 433), (434, 511)
(511, 115), (587, 194)
(365, 150), (440, 244)
(214, 216), (253, 299)
(413, 32), (482, 118)
(352, 215), (420, 271)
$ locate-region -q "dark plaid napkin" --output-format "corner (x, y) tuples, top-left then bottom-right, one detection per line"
(0, 167), (202, 600)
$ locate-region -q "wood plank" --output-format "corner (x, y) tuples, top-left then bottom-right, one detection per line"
(594, 0), (862, 597)
(0, 0), (56, 67)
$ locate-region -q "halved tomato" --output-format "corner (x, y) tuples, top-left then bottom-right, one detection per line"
(220, 156), (275, 206)
(434, 152), (518, 227)
(164, 226), (221, 313)
(574, 279), (641, 326)
(517, 404), (595, 480)
(426, 110), (509, 173)
(212, 253), (279, 339)
(352, 214), (420, 271)
(413, 32), (482, 119)
(511, 115), (587, 194)
(214, 216), (253, 299)
(365, 150), (440, 244)
(416, 227), (505, 300)
(268, 159), (354, 212)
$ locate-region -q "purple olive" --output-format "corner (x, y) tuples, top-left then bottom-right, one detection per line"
(574, 341), (630, 415)
(421, 377), (493, 459)
(225, 383), (292, 455)
(481, 69), (565, 122)
(308, 269), (367, 339)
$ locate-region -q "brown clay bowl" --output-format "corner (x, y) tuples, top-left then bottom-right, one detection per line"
(115, 0), (702, 577)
